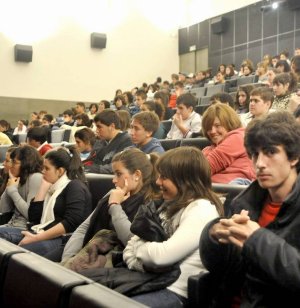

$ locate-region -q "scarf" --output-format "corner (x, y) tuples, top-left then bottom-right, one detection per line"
(31, 173), (71, 233)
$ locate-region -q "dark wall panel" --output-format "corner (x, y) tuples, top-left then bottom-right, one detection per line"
(296, 9), (300, 29)
(263, 9), (277, 38)
(279, 6), (294, 33)
(188, 24), (198, 49)
(222, 12), (234, 49)
(209, 51), (221, 74)
(248, 40), (262, 66)
(210, 29), (221, 51)
(235, 7), (248, 45)
(222, 47), (234, 65)
(179, 27), (189, 55)
(278, 32), (294, 55)
(263, 37), (277, 57)
(198, 20), (209, 48)
(235, 44), (248, 68)
(249, 4), (262, 41)
(296, 30), (300, 49)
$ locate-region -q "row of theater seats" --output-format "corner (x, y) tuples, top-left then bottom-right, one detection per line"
(159, 136), (211, 151)
(0, 239), (146, 308)
(12, 129), (71, 145)
(0, 173), (247, 307)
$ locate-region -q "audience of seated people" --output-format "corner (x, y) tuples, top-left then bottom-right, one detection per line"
(234, 84), (255, 114)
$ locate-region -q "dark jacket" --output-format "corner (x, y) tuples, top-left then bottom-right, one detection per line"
(29, 180), (92, 233)
(200, 175), (300, 307)
(84, 132), (133, 174)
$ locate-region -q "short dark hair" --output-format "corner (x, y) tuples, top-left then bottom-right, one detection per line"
(176, 93), (197, 110)
(245, 111), (300, 172)
(27, 127), (48, 144)
(63, 109), (74, 117)
(94, 109), (121, 129)
(250, 87), (274, 104)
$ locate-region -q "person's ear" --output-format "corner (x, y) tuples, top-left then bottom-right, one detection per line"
(133, 170), (142, 181)
(290, 158), (299, 168)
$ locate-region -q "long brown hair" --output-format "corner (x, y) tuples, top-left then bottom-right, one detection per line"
(156, 147), (223, 218)
(112, 148), (161, 202)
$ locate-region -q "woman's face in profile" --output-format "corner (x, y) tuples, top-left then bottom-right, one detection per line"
(156, 174), (178, 201)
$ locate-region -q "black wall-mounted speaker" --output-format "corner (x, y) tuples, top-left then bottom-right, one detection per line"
(211, 17), (226, 34)
(91, 33), (107, 49)
(14, 44), (32, 62)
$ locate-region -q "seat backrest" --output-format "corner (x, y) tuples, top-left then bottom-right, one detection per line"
(190, 87), (207, 98)
(1, 252), (93, 308)
(194, 105), (209, 115)
(212, 183), (247, 215)
(0, 145), (10, 163)
(63, 129), (72, 142)
(161, 120), (172, 134)
(69, 283), (147, 308)
(51, 129), (66, 143)
(159, 139), (181, 151)
(236, 75), (256, 86)
(180, 137), (211, 150)
(199, 96), (211, 106)
(86, 173), (115, 210)
(206, 84), (225, 97)
(17, 133), (27, 144)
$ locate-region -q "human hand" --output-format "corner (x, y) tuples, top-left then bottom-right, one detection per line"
(109, 178), (130, 205)
(173, 113), (183, 128)
(19, 231), (40, 246)
(6, 170), (20, 187)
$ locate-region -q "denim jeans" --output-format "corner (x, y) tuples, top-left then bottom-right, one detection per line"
(0, 226), (24, 244)
(131, 289), (187, 308)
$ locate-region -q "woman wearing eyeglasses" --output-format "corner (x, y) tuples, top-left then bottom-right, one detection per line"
(0, 145), (43, 238)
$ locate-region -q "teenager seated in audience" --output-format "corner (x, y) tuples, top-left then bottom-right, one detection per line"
(213, 71), (226, 84)
(27, 127), (53, 156)
(98, 100), (111, 112)
(141, 101), (167, 139)
(291, 55), (300, 84)
(240, 87), (273, 127)
(84, 110), (132, 174)
(167, 93), (202, 139)
(272, 72), (300, 113)
(75, 102), (86, 115)
(275, 59), (291, 73)
(0, 120), (14, 141)
(0, 132), (13, 145)
(129, 89), (147, 116)
(265, 67), (281, 88)
(256, 61), (269, 83)
(122, 147), (223, 307)
(116, 110), (131, 133)
(129, 111), (164, 154)
(200, 111), (300, 307)
(0, 146), (18, 197)
(28, 119), (42, 129)
(61, 148), (161, 266)
(0, 145), (43, 235)
(202, 103), (255, 184)
(13, 119), (27, 135)
(240, 62), (254, 77)
(62, 109), (75, 126)
(3, 146), (92, 257)
(224, 64), (235, 80)
(210, 92), (235, 109)
(114, 95), (130, 112)
(192, 71), (206, 88)
(74, 127), (101, 163)
(169, 81), (184, 109)
(87, 103), (98, 120)
(234, 84), (255, 114)
(153, 91), (174, 120)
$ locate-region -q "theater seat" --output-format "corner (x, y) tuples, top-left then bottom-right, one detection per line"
(180, 137), (211, 149)
(86, 173), (115, 209)
(159, 139), (181, 151)
(0, 252), (94, 308)
(69, 283), (147, 308)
